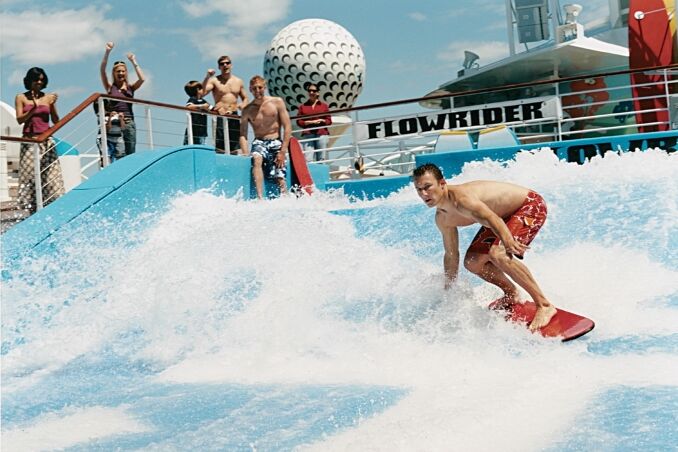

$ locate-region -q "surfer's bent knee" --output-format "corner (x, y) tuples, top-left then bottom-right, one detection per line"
(463, 252), (486, 274)
(488, 244), (511, 266)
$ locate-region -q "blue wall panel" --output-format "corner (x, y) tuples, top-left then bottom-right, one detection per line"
(307, 163), (329, 190)
(1, 188), (112, 259)
(2, 147), (333, 259)
(194, 150), (252, 197)
(326, 175), (411, 200)
(4, 130), (675, 260)
(417, 130), (678, 178)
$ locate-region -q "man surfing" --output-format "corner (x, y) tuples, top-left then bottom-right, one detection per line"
(412, 163), (557, 331)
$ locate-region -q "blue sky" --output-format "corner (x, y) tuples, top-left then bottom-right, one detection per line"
(0, 0), (609, 116)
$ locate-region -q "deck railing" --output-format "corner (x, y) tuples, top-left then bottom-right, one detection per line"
(1, 63), (677, 222)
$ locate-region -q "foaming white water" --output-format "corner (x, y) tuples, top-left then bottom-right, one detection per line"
(2, 149), (676, 450)
(532, 244), (678, 337)
(302, 353), (676, 452)
(1, 406), (149, 452)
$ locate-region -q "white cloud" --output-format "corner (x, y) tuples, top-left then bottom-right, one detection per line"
(134, 68), (154, 100)
(54, 85), (87, 98)
(445, 6), (472, 18)
(446, 1), (504, 19)
(408, 12), (427, 22)
(0, 6), (137, 65)
(181, 0), (289, 27)
(482, 18), (508, 33)
(182, 26), (268, 62)
(180, 0), (291, 61)
(2, 73), (85, 102)
(7, 69), (23, 88)
(437, 40), (509, 67)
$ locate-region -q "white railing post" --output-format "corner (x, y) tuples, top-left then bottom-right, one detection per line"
(33, 142), (43, 211)
(98, 97), (110, 167)
(212, 115), (217, 149)
(146, 106), (154, 150)
(554, 80), (563, 141)
(322, 137), (328, 162)
(398, 140), (406, 172)
(186, 112), (194, 145)
(224, 116), (231, 154)
(350, 110), (361, 177)
(663, 68), (672, 129)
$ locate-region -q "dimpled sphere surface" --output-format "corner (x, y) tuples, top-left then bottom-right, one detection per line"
(263, 18), (366, 112)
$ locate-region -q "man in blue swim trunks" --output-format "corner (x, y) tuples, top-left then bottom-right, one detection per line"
(240, 75), (292, 199)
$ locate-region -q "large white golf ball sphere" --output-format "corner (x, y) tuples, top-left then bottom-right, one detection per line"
(263, 19), (366, 113)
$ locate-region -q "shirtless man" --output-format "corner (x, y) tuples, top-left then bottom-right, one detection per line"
(412, 163), (557, 331)
(202, 55), (248, 154)
(239, 75), (291, 199)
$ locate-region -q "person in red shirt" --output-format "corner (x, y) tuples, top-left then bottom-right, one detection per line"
(296, 83), (332, 161)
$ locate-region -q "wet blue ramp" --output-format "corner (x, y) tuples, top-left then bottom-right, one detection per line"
(2, 145), (329, 260)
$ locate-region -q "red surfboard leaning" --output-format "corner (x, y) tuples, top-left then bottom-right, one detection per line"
(288, 137), (314, 195)
(628, 0), (674, 133)
(489, 299), (595, 342)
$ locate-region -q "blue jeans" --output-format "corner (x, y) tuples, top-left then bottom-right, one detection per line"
(302, 133), (328, 161)
(122, 117), (136, 156)
(107, 135), (125, 162)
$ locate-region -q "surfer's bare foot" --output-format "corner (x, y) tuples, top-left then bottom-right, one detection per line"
(529, 304), (557, 331)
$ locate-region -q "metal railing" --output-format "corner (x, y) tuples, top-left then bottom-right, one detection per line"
(294, 64), (677, 178)
(1, 63), (677, 222)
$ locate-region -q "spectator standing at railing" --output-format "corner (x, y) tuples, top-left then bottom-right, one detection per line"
(202, 56), (248, 154)
(183, 81), (212, 145)
(14, 67), (65, 214)
(296, 83), (331, 162)
(240, 75), (291, 199)
(100, 41), (145, 157)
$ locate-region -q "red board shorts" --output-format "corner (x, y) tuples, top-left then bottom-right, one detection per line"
(467, 191), (547, 259)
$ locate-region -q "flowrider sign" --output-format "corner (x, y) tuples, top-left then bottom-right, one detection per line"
(357, 97), (558, 140)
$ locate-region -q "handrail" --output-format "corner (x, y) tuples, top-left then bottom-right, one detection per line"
(296, 62), (678, 117)
(0, 136), (32, 143)
(93, 95), (241, 119)
(3, 62), (677, 143)
(36, 93), (102, 142)
(0, 93), (242, 144)
(1, 60), (674, 227)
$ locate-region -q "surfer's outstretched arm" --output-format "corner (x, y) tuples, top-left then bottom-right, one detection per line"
(436, 213), (459, 289)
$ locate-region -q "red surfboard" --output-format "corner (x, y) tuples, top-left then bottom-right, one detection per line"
(628, 0), (673, 132)
(489, 299), (595, 342)
(288, 137), (314, 195)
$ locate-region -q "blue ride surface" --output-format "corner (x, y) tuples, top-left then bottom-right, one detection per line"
(1, 139), (676, 450)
